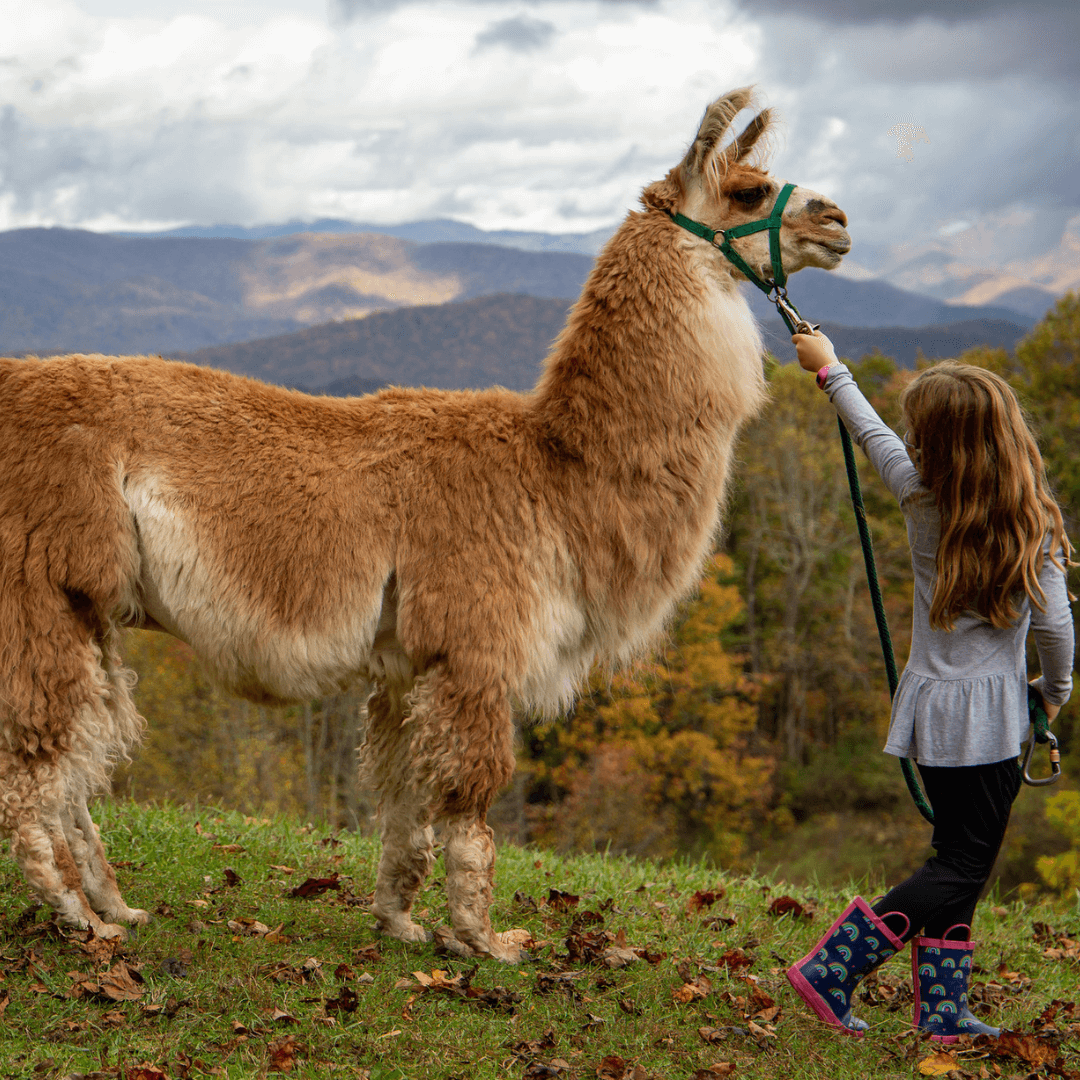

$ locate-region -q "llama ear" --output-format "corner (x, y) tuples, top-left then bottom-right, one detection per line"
(680, 86), (756, 181)
(717, 108), (774, 168)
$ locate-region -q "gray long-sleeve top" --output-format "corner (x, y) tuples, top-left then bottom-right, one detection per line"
(822, 362), (1074, 766)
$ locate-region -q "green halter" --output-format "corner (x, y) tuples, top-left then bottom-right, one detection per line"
(669, 181), (797, 294)
(668, 182), (808, 333)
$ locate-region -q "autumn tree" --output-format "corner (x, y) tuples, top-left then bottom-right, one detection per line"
(519, 555), (773, 866)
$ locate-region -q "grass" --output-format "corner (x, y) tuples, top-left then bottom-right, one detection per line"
(0, 801), (1078, 1080)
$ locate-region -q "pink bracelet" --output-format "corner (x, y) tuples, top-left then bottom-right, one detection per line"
(816, 363), (834, 389)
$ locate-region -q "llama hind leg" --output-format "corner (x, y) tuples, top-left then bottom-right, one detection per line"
(3, 768), (128, 939)
(442, 815), (528, 962)
(62, 797), (150, 927)
(61, 633), (149, 928)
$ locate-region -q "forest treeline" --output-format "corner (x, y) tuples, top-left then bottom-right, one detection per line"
(114, 292), (1080, 897)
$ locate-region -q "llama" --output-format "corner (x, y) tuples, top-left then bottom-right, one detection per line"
(0, 87), (849, 960)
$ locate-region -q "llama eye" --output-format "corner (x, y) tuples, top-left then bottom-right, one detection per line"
(732, 187), (768, 205)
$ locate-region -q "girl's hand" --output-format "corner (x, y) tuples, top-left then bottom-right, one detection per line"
(792, 330), (839, 373)
(1030, 679), (1062, 723)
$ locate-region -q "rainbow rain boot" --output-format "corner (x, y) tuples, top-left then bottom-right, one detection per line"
(786, 896), (909, 1036)
(912, 924), (1000, 1042)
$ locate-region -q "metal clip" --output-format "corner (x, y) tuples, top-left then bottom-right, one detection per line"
(1021, 728), (1061, 786)
(768, 286), (820, 336)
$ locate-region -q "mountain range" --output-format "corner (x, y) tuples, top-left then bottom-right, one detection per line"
(123, 204), (1080, 324)
(0, 222), (1053, 392)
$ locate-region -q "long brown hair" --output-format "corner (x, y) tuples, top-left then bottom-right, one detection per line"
(900, 361), (1073, 630)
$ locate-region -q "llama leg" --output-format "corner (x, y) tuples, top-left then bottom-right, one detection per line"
(406, 668), (522, 961)
(62, 796), (150, 927)
(370, 793), (435, 943)
(62, 631), (148, 927)
(362, 684), (435, 943)
(4, 769), (128, 939)
(442, 814), (525, 963)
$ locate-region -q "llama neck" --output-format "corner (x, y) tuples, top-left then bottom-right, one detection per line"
(533, 210), (768, 482)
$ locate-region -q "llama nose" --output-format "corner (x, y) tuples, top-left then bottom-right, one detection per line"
(804, 198), (847, 229)
(822, 204), (848, 229)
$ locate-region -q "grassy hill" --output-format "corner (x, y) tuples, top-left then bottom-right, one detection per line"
(0, 801), (1076, 1080)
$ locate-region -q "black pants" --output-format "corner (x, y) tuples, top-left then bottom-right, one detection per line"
(872, 757), (1022, 941)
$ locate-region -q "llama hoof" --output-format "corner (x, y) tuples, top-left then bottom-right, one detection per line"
(438, 927), (533, 963)
(93, 921), (129, 941)
(374, 917), (432, 944)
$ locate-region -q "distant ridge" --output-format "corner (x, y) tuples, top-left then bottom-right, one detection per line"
(173, 294), (573, 392)
(0, 226), (1041, 365)
(172, 293), (1033, 396)
(113, 217), (614, 257)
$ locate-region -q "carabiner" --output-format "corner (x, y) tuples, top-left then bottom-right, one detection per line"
(1021, 728), (1061, 786)
(768, 283), (819, 337)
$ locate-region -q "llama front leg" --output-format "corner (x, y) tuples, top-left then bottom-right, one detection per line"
(63, 797), (150, 928)
(442, 815), (526, 963)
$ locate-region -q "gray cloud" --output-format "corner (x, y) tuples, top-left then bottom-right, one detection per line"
(334, 0), (654, 14)
(475, 15), (556, 52)
(730, 0), (1071, 24)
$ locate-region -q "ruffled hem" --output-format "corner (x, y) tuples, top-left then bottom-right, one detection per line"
(884, 669), (1027, 767)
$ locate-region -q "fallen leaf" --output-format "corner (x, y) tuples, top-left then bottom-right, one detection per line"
(96, 961), (145, 1001)
(688, 889), (726, 915)
(267, 1034), (301, 1074)
(127, 1067), (168, 1080)
(918, 1051), (961, 1076)
(673, 975), (713, 1004)
(228, 917), (272, 937)
(715, 948), (752, 972)
(767, 896), (812, 920)
(547, 888), (580, 912)
(325, 986), (358, 1014)
(976, 1030), (1061, 1068)
(289, 874), (341, 899)
(596, 1055), (626, 1079)
(354, 944), (383, 965)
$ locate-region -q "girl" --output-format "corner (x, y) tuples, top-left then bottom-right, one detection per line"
(785, 331), (1074, 1042)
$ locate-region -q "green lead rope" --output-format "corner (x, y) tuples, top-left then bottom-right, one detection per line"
(836, 420), (936, 824)
(765, 289), (937, 821)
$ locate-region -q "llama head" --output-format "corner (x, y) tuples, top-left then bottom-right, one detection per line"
(642, 87), (851, 281)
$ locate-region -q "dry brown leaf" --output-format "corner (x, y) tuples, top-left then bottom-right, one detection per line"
(688, 889), (726, 915)
(673, 974), (713, 1004)
(547, 888), (580, 912)
(97, 961), (145, 1001)
(288, 874), (340, 899)
(767, 896), (812, 920)
(596, 1055), (627, 1079)
(126, 1067), (169, 1080)
(267, 1034), (301, 1073)
(715, 948), (752, 972)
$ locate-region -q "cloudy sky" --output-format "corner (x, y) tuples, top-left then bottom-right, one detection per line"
(1, 0), (1077, 266)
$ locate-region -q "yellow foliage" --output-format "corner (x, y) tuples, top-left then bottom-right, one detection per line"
(1036, 790), (1080, 896)
(527, 555), (772, 865)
